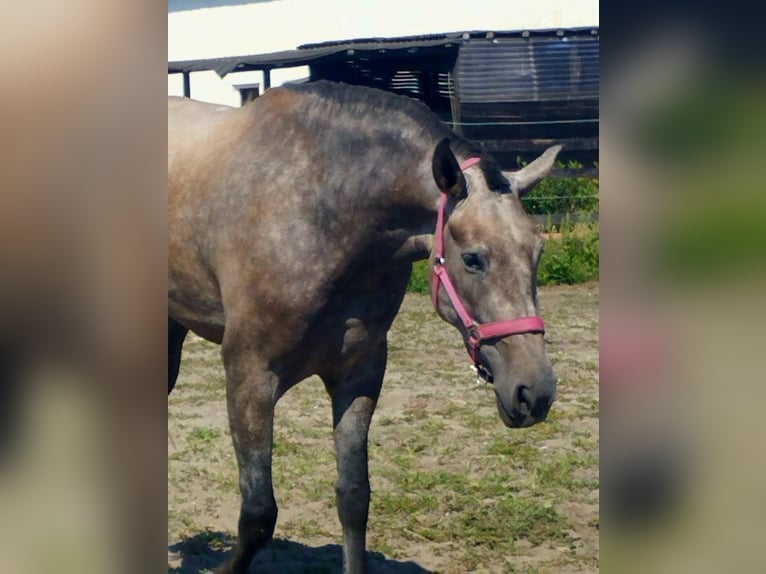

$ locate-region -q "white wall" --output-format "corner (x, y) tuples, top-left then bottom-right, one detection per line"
(168, 0), (599, 105)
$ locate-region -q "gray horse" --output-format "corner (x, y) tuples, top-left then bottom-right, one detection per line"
(168, 81), (560, 574)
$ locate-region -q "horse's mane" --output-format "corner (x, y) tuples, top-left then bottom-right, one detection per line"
(284, 81), (511, 192)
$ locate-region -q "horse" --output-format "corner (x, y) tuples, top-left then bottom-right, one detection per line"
(168, 81), (560, 574)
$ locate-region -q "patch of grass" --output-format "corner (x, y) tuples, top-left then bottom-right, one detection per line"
(573, 435), (597, 450)
(179, 528), (235, 552)
(407, 260), (431, 294)
(402, 401), (431, 421)
(533, 453), (598, 491)
(372, 469), (571, 548)
(186, 427), (222, 454)
(372, 446), (416, 477)
(486, 440), (542, 466)
(370, 459), (573, 551)
(455, 406), (495, 430)
(524, 416), (563, 439)
(273, 434), (303, 456)
(280, 518), (333, 540)
(193, 466), (238, 495)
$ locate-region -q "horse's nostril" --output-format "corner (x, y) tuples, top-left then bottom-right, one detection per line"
(517, 385), (532, 412)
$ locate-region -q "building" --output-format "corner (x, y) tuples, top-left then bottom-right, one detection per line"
(168, 0), (599, 167)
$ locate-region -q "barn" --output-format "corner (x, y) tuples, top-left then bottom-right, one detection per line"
(168, 0), (599, 169)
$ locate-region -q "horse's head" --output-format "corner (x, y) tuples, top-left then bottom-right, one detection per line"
(430, 140), (561, 428)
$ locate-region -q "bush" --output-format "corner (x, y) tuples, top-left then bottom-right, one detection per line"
(520, 160), (599, 216)
(408, 260), (431, 294)
(538, 222), (599, 285)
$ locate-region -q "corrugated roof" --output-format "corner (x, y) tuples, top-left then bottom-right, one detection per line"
(169, 46), (341, 76)
(168, 33), (464, 76)
(168, 28), (597, 77)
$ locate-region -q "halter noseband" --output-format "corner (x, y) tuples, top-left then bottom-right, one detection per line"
(430, 156), (545, 383)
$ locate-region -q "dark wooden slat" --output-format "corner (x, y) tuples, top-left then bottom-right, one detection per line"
(548, 167), (599, 178)
(476, 137), (599, 152)
(531, 212), (599, 225)
(502, 167), (599, 179)
(460, 100), (599, 121)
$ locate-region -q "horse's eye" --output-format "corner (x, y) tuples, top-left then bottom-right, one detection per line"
(461, 252), (486, 274)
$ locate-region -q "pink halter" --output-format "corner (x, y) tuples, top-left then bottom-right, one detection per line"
(431, 157), (545, 381)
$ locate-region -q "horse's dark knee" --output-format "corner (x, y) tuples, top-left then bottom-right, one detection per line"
(217, 497), (278, 574)
(239, 496), (278, 545)
(213, 493), (277, 574)
(335, 478), (370, 527)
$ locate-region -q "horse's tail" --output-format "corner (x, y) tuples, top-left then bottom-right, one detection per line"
(168, 318), (188, 395)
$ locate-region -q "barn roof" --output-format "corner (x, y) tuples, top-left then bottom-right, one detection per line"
(167, 28), (597, 77)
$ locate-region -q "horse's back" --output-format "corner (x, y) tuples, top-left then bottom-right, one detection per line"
(168, 97), (239, 167)
(168, 96), (236, 130)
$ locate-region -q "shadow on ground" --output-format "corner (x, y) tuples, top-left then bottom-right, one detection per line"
(168, 531), (433, 573)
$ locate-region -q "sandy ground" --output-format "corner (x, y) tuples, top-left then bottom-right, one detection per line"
(168, 282), (599, 573)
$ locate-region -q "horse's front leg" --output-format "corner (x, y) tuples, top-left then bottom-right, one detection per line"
(322, 340), (387, 574)
(215, 341), (279, 574)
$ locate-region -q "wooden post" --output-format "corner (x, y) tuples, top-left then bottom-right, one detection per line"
(182, 72), (191, 98)
(263, 67), (271, 91)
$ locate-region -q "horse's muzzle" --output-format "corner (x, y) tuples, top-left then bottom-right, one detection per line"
(495, 374), (556, 428)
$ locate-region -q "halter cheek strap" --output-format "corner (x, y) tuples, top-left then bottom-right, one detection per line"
(431, 157), (545, 381)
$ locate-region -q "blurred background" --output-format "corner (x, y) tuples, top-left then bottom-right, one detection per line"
(1, 0), (765, 572)
(0, 2), (166, 573)
(600, 2), (766, 572)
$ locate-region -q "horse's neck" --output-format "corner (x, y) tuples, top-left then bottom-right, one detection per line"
(389, 232), (434, 263)
(360, 161), (440, 264)
(308, 120), (441, 264)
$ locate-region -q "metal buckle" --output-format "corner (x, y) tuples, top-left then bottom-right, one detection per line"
(470, 363), (494, 385)
(467, 330), (492, 384)
(476, 362), (494, 384)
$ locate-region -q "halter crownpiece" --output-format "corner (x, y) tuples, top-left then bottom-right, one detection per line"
(431, 156), (545, 383)
(459, 156), (482, 171)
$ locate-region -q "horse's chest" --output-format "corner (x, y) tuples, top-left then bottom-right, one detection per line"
(313, 267), (411, 362)
(325, 294), (396, 351)
(339, 317), (373, 357)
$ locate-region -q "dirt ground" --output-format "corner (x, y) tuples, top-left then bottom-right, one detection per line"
(168, 282), (599, 573)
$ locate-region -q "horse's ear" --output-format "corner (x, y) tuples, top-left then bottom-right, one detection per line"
(432, 138), (466, 198)
(510, 145), (562, 197)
